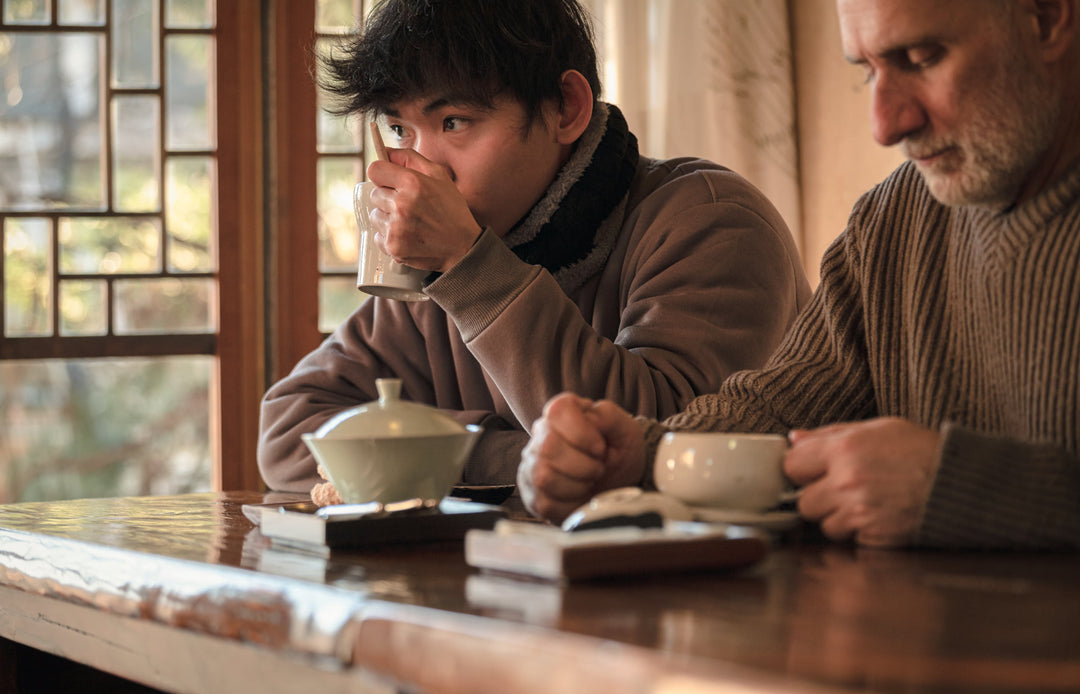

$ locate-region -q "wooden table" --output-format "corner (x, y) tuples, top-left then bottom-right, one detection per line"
(0, 492), (1077, 693)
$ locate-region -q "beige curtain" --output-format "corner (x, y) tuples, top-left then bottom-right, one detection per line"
(584, 0), (801, 245)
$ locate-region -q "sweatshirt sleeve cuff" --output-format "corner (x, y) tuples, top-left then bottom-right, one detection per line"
(424, 228), (542, 342)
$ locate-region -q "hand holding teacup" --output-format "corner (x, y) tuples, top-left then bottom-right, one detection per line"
(360, 120), (484, 286)
(354, 122), (429, 301)
(354, 180), (429, 301)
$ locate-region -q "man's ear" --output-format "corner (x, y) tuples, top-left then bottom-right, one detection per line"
(554, 69), (594, 145)
(1030, 0), (1077, 61)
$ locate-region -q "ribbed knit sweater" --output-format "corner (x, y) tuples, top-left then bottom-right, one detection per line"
(644, 159), (1080, 549)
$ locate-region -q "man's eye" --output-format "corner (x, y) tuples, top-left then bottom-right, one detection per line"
(905, 46), (942, 70)
(386, 124), (414, 145)
(443, 117), (465, 132)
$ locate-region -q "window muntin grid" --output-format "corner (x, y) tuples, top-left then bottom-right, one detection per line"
(1, 0), (218, 357)
(314, 0), (368, 334)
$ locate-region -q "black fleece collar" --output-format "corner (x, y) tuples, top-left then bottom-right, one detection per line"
(502, 102), (640, 294)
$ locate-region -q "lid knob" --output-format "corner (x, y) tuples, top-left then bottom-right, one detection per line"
(376, 378), (402, 404)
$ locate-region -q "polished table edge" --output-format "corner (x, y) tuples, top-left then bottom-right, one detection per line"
(350, 600), (836, 694)
(0, 525), (361, 662)
(0, 583), (401, 694)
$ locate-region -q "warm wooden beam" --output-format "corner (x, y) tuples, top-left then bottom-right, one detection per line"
(266, 0), (321, 383)
(215, 0), (267, 492)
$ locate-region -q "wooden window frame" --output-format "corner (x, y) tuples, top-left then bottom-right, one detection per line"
(264, 0), (321, 387)
(216, 0), (267, 491)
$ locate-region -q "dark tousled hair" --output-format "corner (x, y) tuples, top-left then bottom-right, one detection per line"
(319, 0), (601, 125)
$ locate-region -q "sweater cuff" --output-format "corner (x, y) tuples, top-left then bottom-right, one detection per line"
(635, 416), (669, 491)
(424, 228), (542, 341)
(917, 422), (1063, 548)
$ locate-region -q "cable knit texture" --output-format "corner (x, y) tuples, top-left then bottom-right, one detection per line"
(642, 159), (1080, 548)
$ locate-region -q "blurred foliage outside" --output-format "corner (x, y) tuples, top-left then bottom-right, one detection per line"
(0, 357), (212, 503)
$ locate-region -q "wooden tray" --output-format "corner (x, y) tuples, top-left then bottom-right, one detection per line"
(466, 520), (769, 581)
(258, 498), (507, 554)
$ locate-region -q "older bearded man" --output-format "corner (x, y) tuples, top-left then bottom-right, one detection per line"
(519, 0), (1080, 549)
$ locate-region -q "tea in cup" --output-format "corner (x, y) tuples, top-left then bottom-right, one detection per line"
(653, 432), (788, 512)
(354, 181), (429, 301)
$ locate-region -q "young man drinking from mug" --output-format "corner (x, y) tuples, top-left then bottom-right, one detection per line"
(257, 0), (809, 495)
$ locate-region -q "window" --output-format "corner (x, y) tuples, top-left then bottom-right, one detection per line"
(0, 0), (264, 500)
(314, 4), (368, 335)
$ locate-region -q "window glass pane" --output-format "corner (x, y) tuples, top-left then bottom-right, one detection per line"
(112, 95), (161, 212)
(165, 0), (213, 29)
(317, 157), (363, 272)
(3, 0), (50, 24)
(166, 156), (215, 272)
(0, 33), (105, 211)
(315, 0), (358, 33)
(319, 276), (365, 333)
(165, 35), (214, 151)
(315, 38), (361, 153)
(59, 0), (106, 25)
(114, 277), (215, 334)
(58, 217), (161, 274)
(59, 279), (107, 335)
(0, 357), (212, 503)
(3, 217), (53, 337)
(111, 0), (159, 88)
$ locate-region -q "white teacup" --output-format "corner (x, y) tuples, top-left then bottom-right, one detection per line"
(354, 181), (429, 302)
(653, 432), (789, 512)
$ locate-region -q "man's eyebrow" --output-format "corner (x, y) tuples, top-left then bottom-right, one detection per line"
(383, 96), (493, 119)
(845, 37), (945, 67)
(380, 101), (445, 119)
(422, 97), (453, 115)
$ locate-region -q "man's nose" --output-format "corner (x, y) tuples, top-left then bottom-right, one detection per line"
(411, 134), (443, 164)
(869, 74), (927, 147)
(409, 135), (455, 181)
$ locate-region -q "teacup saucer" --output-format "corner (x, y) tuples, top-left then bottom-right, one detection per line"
(690, 506), (801, 531)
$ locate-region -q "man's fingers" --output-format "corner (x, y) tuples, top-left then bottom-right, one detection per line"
(379, 147), (453, 182)
(519, 434), (598, 523)
(540, 393), (608, 459)
(540, 391), (593, 417)
(794, 480), (834, 522)
(784, 420), (863, 485)
(527, 415), (604, 484)
(586, 399), (630, 432)
(817, 510), (857, 545)
(783, 439), (828, 487)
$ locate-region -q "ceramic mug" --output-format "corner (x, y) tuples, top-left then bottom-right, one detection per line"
(354, 181), (428, 302)
(653, 432), (789, 512)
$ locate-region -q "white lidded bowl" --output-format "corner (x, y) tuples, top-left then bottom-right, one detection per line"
(301, 379), (480, 504)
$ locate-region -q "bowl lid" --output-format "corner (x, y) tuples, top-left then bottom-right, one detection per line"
(311, 379), (466, 439)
